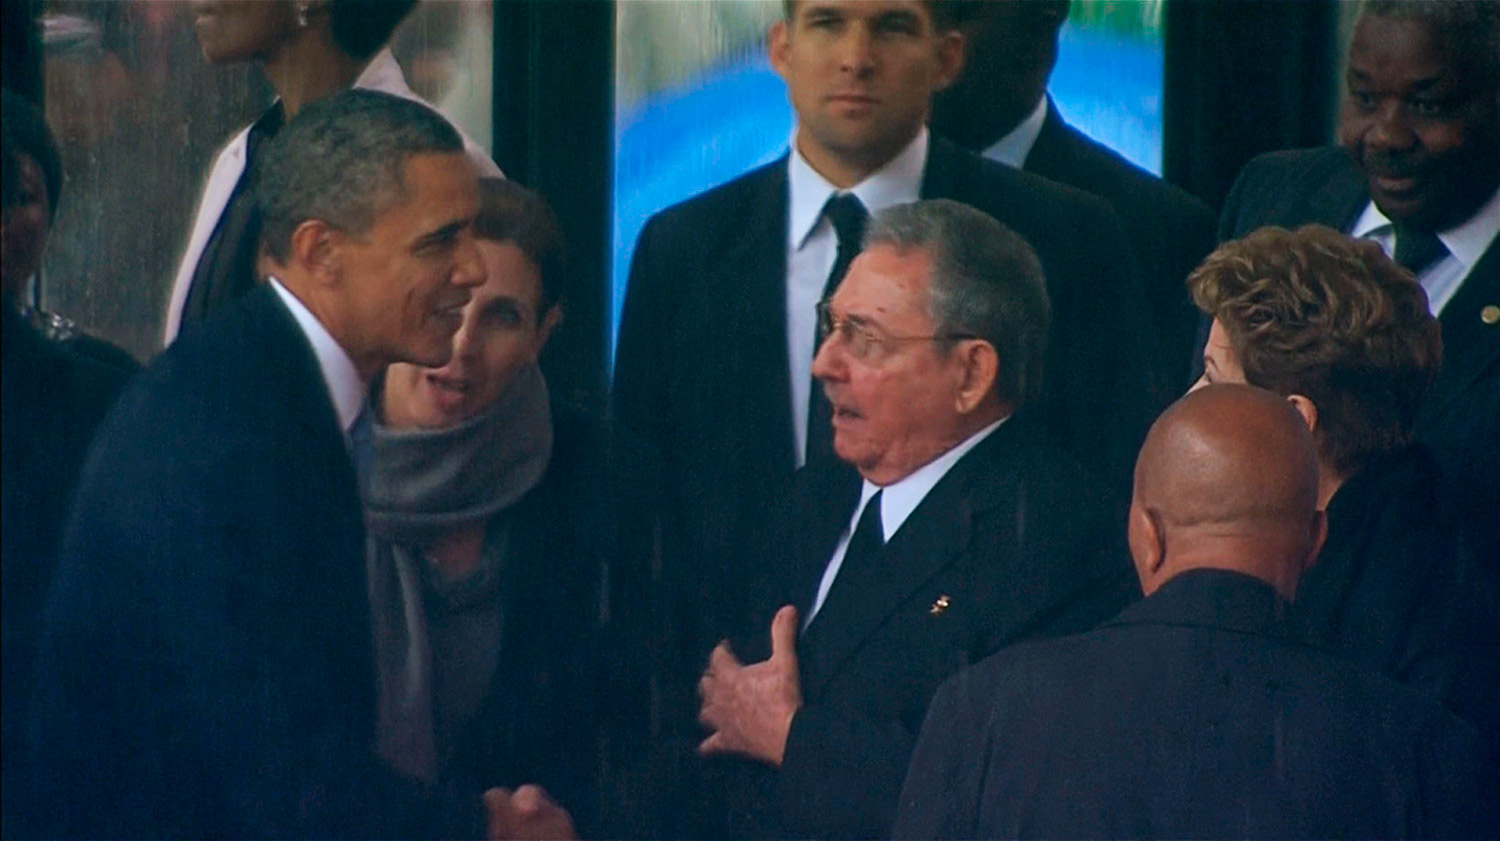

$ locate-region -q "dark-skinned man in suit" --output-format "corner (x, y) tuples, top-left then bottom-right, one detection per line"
(1216, 0), (1499, 557)
(694, 200), (1137, 839)
(897, 384), (1498, 839)
(930, 0), (1217, 386)
(30, 90), (569, 840)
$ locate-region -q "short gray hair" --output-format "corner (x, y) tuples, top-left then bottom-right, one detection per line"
(1358, 1), (1500, 83)
(256, 89), (464, 263)
(864, 199), (1050, 408)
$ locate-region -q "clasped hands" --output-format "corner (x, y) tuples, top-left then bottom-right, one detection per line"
(697, 604), (803, 767)
(483, 785), (574, 841)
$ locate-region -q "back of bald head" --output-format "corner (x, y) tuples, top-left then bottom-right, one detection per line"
(1137, 384), (1319, 529)
(1132, 385), (1323, 596)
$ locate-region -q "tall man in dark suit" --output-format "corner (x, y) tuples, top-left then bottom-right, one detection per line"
(615, 0), (1158, 704)
(27, 90), (549, 838)
(694, 200), (1138, 839)
(896, 384), (1499, 840)
(930, 0), (1217, 386)
(1217, 0), (1499, 555)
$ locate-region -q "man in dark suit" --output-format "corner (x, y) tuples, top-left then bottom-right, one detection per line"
(694, 200), (1138, 839)
(930, 0), (1217, 387)
(615, 0), (1159, 703)
(1217, 0), (1499, 556)
(27, 90), (516, 838)
(896, 384), (1499, 840)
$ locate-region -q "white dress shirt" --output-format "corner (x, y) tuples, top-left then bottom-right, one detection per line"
(786, 128), (929, 464)
(805, 417), (1006, 625)
(1350, 184), (1500, 316)
(268, 277), (366, 435)
(982, 95), (1050, 169)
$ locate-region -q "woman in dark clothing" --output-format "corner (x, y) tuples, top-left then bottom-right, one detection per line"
(2, 92), (137, 837)
(363, 179), (604, 839)
(1188, 223), (1499, 742)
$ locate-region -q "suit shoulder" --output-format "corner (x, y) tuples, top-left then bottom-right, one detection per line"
(941, 142), (1119, 222)
(637, 159), (784, 245)
(1235, 147), (1354, 191)
(1046, 124), (1214, 223)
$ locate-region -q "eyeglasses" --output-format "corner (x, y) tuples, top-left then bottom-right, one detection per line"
(816, 300), (976, 361)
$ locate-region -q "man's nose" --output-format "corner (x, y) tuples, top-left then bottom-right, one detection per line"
(811, 332), (846, 383)
(836, 24), (876, 75)
(1367, 101), (1417, 152)
(452, 233), (485, 289)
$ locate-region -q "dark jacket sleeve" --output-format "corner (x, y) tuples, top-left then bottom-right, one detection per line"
(891, 672), (990, 840)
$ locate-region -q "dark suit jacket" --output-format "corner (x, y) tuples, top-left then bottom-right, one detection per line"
(1021, 103), (1218, 387)
(1, 306), (135, 837)
(30, 287), (475, 838)
(704, 417), (1138, 839)
(1291, 444), (1500, 742)
(615, 136), (1160, 699)
(1218, 147), (1500, 554)
(895, 569), (1500, 840)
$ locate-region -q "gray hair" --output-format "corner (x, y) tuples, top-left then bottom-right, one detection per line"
(864, 199), (1050, 408)
(256, 89), (464, 263)
(1358, 1), (1500, 83)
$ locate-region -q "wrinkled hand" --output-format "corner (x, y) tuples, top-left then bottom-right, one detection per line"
(483, 785), (575, 841)
(697, 604), (803, 766)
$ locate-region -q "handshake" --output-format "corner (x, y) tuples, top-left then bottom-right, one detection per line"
(483, 785), (575, 841)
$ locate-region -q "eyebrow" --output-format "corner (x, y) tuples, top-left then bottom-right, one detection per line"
(413, 219), (468, 250)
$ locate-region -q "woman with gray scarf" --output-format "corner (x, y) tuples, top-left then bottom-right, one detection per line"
(360, 179), (601, 839)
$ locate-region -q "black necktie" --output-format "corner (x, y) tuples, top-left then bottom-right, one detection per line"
(806, 194), (870, 463)
(808, 490), (884, 630)
(1394, 227), (1449, 276)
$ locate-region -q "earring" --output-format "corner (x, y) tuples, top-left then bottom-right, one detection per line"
(296, 2), (310, 28)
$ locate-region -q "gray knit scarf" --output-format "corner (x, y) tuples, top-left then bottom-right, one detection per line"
(362, 362), (552, 783)
(364, 362), (553, 544)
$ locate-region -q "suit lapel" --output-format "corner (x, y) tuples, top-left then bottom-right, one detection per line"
(1306, 152), (1370, 232)
(1017, 101), (1074, 178)
(1424, 242), (1500, 426)
(798, 426), (1020, 698)
(725, 158), (798, 469)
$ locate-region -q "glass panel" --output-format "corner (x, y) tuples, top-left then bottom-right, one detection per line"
(1053, 0), (1165, 175)
(612, 0), (787, 360)
(35, 1), (492, 361)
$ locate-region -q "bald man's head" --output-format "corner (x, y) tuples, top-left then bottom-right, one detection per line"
(1130, 384), (1325, 599)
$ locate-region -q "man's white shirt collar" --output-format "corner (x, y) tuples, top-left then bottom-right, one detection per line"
(1350, 184), (1500, 315)
(788, 127), (929, 251)
(855, 416), (1007, 543)
(1350, 184), (1500, 271)
(268, 277), (366, 433)
(983, 96), (1050, 169)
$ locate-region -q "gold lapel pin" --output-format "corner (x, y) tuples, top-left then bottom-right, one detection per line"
(929, 594), (951, 615)
(1481, 305), (1499, 326)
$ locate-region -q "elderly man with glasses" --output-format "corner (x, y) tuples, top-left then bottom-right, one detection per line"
(692, 199), (1138, 840)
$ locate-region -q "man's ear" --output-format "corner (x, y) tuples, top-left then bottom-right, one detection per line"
(933, 28), (967, 90)
(537, 303), (563, 350)
(768, 19), (791, 79)
(1286, 393), (1319, 435)
(952, 339), (998, 414)
(1127, 501), (1166, 596)
(285, 219), (342, 288)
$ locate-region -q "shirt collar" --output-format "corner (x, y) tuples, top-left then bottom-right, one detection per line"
(788, 127), (929, 251)
(352, 47), (412, 97)
(1350, 182), (1500, 270)
(268, 277), (367, 433)
(856, 416), (1006, 542)
(982, 95), (1050, 169)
